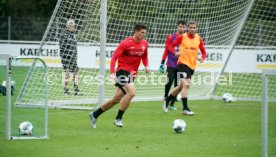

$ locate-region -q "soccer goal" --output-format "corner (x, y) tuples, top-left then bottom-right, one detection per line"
(0, 54), (48, 140)
(261, 69), (276, 157)
(15, 0), (276, 110)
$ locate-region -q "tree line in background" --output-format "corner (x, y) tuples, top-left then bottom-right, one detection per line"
(0, 0), (57, 17)
(0, 0), (57, 41)
(1, 0), (275, 19)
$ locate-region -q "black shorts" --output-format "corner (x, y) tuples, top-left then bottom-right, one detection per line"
(166, 67), (178, 87)
(114, 70), (134, 94)
(177, 64), (194, 79)
(60, 51), (78, 73)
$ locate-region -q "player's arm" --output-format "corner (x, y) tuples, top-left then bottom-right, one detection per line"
(59, 34), (67, 53)
(161, 35), (172, 64)
(159, 35), (171, 73)
(142, 43), (149, 73)
(110, 42), (125, 74)
(161, 49), (169, 64)
(167, 36), (183, 55)
(198, 37), (207, 63)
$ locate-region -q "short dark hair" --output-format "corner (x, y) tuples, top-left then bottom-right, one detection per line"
(188, 20), (197, 27)
(177, 20), (186, 26)
(134, 23), (147, 31)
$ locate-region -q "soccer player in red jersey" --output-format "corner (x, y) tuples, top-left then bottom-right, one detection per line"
(159, 20), (187, 111)
(89, 23), (149, 128)
(164, 21), (207, 115)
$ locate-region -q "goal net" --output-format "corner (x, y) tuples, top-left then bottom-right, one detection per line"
(16, 0), (276, 109)
(212, 0), (276, 101)
(0, 55), (48, 140)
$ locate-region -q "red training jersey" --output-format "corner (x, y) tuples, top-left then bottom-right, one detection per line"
(110, 37), (149, 77)
(161, 32), (180, 68)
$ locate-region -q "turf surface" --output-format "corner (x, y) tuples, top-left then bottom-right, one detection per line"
(0, 98), (275, 157)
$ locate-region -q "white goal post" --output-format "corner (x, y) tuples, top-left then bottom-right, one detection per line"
(261, 69), (276, 157)
(13, 0), (276, 109)
(0, 54), (12, 140)
(0, 54), (49, 140)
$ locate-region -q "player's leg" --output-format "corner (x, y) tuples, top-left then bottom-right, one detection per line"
(180, 78), (192, 112)
(101, 88), (125, 111)
(168, 68), (178, 110)
(89, 88), (124, 128)
(114, 83), (136, 127)
(64, 70), (70, 95)
(61, 52), (75, 95)
(164, 80), (183, 110)
(95, 88), (124, 113)
(164, 65), (185, 112)
(72, 67), (83, 95)
(163, 67), (175, 110)
(70, 55), (82, 95)
(164, 67), (175, 98)
(61, 56), (70, 95)
(180, 65), (195, 115)
(173, 70), (178, 87)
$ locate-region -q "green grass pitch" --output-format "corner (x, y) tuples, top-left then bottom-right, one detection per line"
(0, 66), (275, 157)
(0, 98), (275, 157)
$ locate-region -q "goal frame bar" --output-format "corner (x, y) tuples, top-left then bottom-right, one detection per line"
(0, 54), (49, 140)
(261, 69), (276, 157)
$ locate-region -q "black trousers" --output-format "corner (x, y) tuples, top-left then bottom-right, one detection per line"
(164, 67), (178, 98)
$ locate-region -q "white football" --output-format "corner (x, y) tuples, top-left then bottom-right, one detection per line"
(176, 93), (182, 101)
(19, 121), (33, 135)
(172, 119), (186, 133)
(222, 93), (233, 103)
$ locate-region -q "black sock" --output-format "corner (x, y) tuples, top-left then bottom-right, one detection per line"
(93, 107), (104, 119)
(166, 94), (176, 108)
(170, 98), (176, 107)
(164, 86), (170, 98)
(115, 109), (125, 120)
(182, 98), (189, 111)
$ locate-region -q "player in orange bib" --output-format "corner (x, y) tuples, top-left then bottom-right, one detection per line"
(164, 21), (207, 115)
